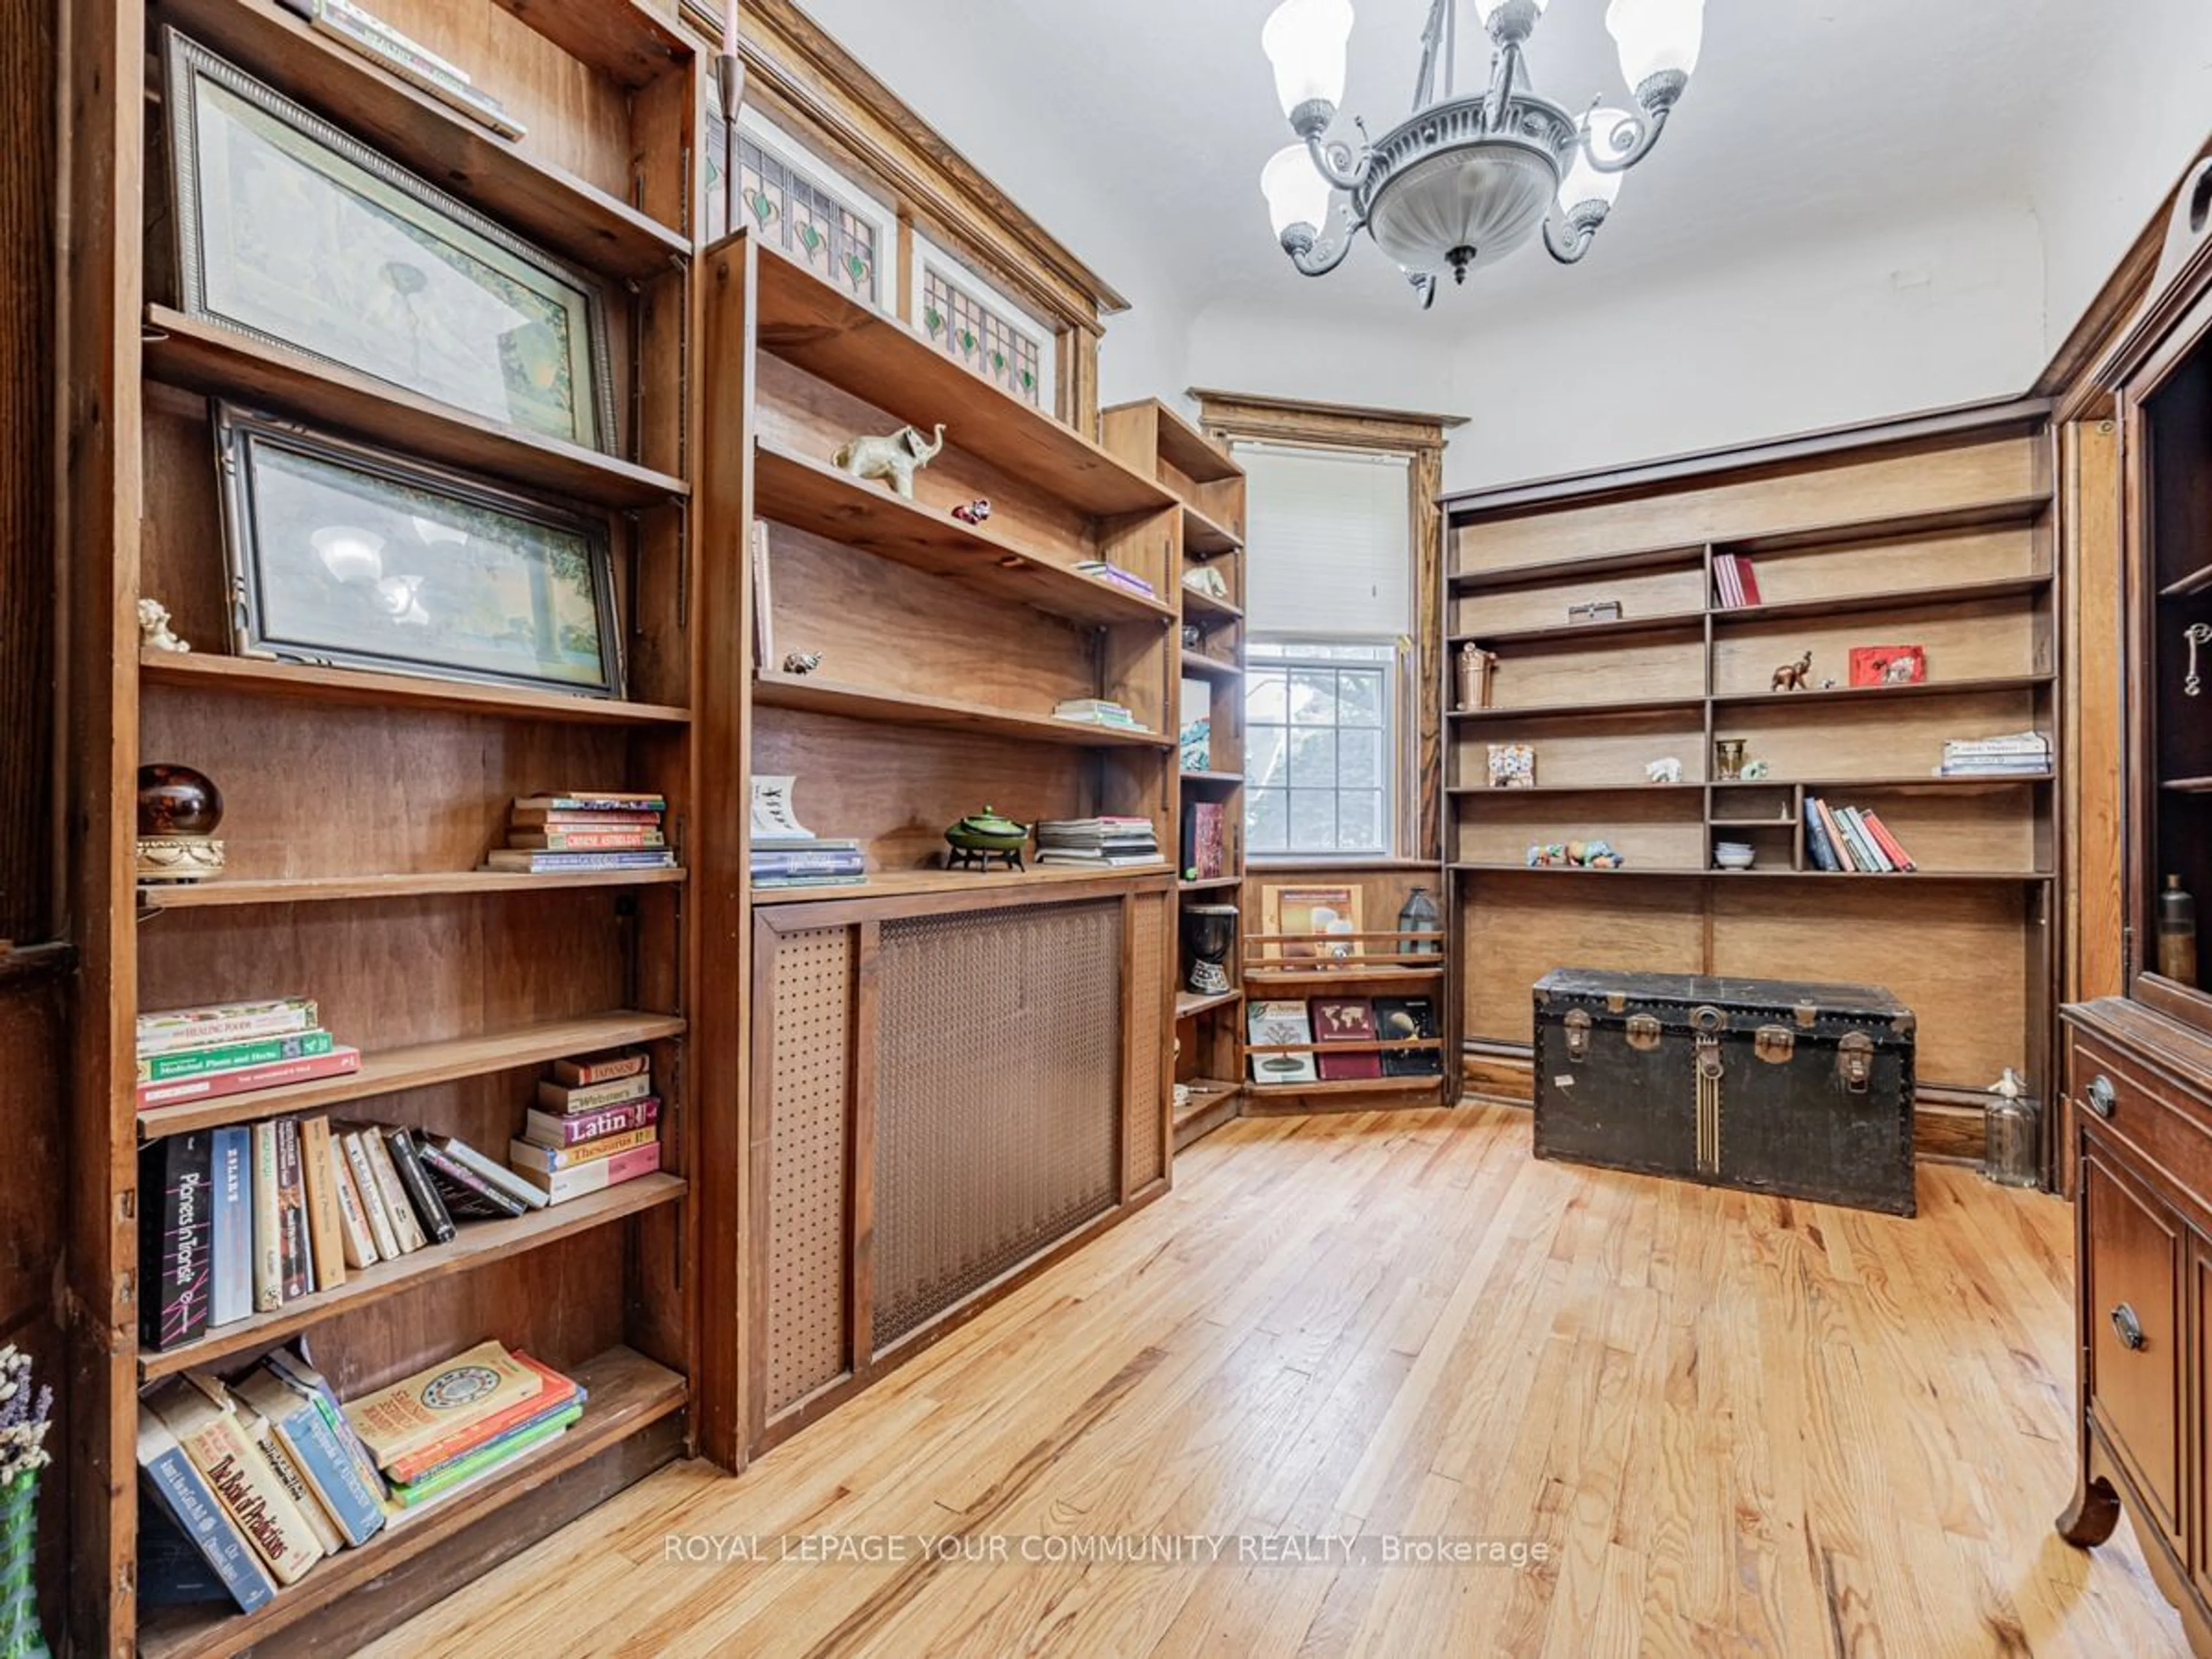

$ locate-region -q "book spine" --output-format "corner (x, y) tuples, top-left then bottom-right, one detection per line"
(512, 809), (664, 827)
(508, 830), (668, 850)
(361, 1131), (427, 1252)
(392, 1409), (579, 1505)
(484, 850), (677, 872)
(247, 1416), (344, 1555)
(1861, 811), (1918, 872)
(518, 1140), (662, 1202)
(171, 1413), (324, 1583)
(384, 1361), (581, 1484)
(274, 1119), (311, 1298)
(343, 1132), (403, 1261)
(328, 1135), (381, 1269)
(266, 1395), (384, 1546)
(139, 1132), (213, 1351)
(135, 999), (319, 1056)
(137, 1029), (336, 1084)
(1836, 808), (1887, 872)
(210, 1126), (252, 1328)
(437, 1137), (548, 1210)
(1815, 800), (1857, 872)
(1736, 556), (1762, 605)
(135, 1047), (363, 1109)
(550, 1051), (648, 1087)
(1801, 800), (1839, 872)
(523, 1095), (661, 1147)
(297, 1116), (346, 1291)
(384, 1128), (457, 1244)
(137, 1416), (277, 1613)
(512, 794), (667, 811)
(537, 1073), (653, 1113)
(251, 1123), (284, 1313)
(507, 1124), (658, 1174)
(417, 1141), (530, 1218)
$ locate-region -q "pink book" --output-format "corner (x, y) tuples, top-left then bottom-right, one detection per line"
(137, 1048), (362, 1111)
(512, 1140), (662, 1205)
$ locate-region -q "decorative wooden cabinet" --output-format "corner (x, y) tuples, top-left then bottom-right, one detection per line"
(2058, 151), (2212, 1653)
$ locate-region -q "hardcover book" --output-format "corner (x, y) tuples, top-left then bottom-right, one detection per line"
(343, 1341), (547, 1468)
(506, 829), (668, 851)
(329, 1139), (381, 1269)
(233, 1397), (344, 1556)
(135, 997), (318, 1058)
(357, 1128), (428, 1253)
(136, 1403), (278, 1613)
(383, 1353), (582, 1485)
(384, 1127), (458, 1245)
(429, 1135), (548, 1210)
(512, 793), (667, 813)
(1803, 798), (1843, 872)
(550, 1051), (649, 1088)
(139, 1131), (213, 1352)
(135, 1047), (363, 1111)
(262, 1347), (388, 1502)
(522, 1094), (661, 1149)
(209, 1125), (252, 1328)
(1310, 997), (1381, 1082)
(273, 1118), (312, 1299)
(340, 1131), (402, 1260)
(233, 1365), (386, 1547)
(536, 1071), (653, 1115)
(297, 1116), (347, 1294)
(1247, 1000), (1319, 1086)
(1374, 998), (1443, 1077)
(145, 1379), (325, 1584)
(251, 1122), (284, 1312)
(514, 1139), (663, 1203)
(483, 849), (677, 873)
(136, 1029), (336, 1085)
(507, 1124), (659, 1175)
(416, 1139), (531, 1220)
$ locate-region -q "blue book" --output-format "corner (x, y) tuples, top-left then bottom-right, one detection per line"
(263, 1347), (387, 1502)
(234, 1365), (386, 1546)
(135, 1404), (276, 1614)
(209, 1126), (252, 1328)
(1803, 798), (1842, 872)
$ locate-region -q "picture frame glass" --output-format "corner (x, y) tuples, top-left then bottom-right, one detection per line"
(1260, 884), (1365, 961)
(172, 33), (611, 450)
(221, 410), (622, 697)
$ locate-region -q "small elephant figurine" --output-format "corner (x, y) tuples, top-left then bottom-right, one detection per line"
(1645, 756), (1683, 785)
(834, 423), (947, 499)
(1771, 650), (1813, 693)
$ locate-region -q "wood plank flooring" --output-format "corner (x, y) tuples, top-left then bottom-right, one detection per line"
(363, 1106), (2191, 1657)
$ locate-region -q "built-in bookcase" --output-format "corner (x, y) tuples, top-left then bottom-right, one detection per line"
(1102, 399), (1249, 1150)
(63, 2), (726, 1652)
(1444, 408), (2059, 1147)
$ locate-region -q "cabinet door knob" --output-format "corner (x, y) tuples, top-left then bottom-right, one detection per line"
(2111, 1302), (2147, 1351)
(2086, 1075), (2116, 1120)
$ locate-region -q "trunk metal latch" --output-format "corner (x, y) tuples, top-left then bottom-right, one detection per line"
(1625, 1013), (1661, 1051)
(1753, 1025), (1796, 1065)
(1563, 1007), (1592, 1062)
(1837, 1031), (1875, 1092)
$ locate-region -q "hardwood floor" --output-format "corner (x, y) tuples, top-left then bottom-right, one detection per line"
(363, 1107), (2190, 1657)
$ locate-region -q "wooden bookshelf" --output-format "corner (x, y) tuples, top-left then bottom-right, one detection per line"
(1442, 405), (2058, 1137)
(62, 4), (723, 1650)
(1103, 399), (1249, 1154)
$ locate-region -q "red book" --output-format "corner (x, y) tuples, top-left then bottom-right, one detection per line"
(382, 1353), (580, 1484)
(1736, 555), (1762, 605)
(509, 809), (662, 827)
(1861, 812), (1918, 872)
(1315, 1050), (1385, 1081)
(137, 1048), (362, 1111)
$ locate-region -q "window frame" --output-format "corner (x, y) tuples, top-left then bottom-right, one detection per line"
(733, 106), (900, 313)
(1244, 639), (1399, 863)
(910, 232), (1058, 410)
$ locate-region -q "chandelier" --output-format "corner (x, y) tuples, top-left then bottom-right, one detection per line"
(1259, 0), (1706, 306)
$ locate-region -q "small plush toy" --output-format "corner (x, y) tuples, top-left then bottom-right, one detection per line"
(952, 499), (993, 525)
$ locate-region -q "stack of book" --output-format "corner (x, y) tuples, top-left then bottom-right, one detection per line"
(1053, 696), (1144, 732)
(752, 833), (865, 889)
(1713, 554), (1763, 608)
(137, 1116), (541, 1352)
(1804, 797), (1919, 872)
(1939, 732), (2051, 778)
(1246, 996), (1440, 1086)
(1035, 816), (1165, 868)
(345, 1342), (584, 1523)
(507, 1051), (664, 1203)
(1074, 559), (1156, 599)
(136, 997), (360, 1113)
(484, 791), (675, 875)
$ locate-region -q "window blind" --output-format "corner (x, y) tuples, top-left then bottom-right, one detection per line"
(1238, 442), (1412, 639)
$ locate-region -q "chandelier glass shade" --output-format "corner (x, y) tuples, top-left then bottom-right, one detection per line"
(1258, 0), (1706, 305)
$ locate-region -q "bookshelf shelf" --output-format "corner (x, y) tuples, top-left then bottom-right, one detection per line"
(752, 672), (1173, 749)
(141, 309), (688, 510)
(750, 246), (1176, 517)
(749, 865), (1169, 907)
(1180, 769), (1245, 787)
(752, 440), (1176, 624)
(1713, 673), (2054, 708)
(139, 651), (693, 726)
(155, 0), (690, 281)
(1177, 987), (1243, 1020)
(1244, 1075), (1444, 1100)
(135, 1345), (687, 1659)
(1450, 862), (2051, 882)
(136, 1175), (687, 1382)
(1450, 612), (1705, 648)
(1450, 695), (1707, 722)
(1179, 874), (1243, 893)
(1711, 573), (2051, 624)
(1244, 964), (1448, 988)
(136, 868), (688, 911)
(1182, 503), (1243, 557)
(1179, 586), (1245, 626)
(1176, 1077), (1242, 1118)
(1449, 544), (1706, 592)
(1150, 404), (1242, 484)
(1181, 650), (1243, 680)
(135, 1011), (688, 1141)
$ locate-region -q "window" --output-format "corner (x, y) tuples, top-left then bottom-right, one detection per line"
(1246, 642), (1396, 858)
(705, 97), (895, 310)
(912, 237), (1054, 407)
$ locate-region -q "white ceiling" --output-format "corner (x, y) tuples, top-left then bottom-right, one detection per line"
(794, 0), (2116, 327)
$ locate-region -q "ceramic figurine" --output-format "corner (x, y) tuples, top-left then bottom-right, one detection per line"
(1645, 756), (1683, 785)
(1820, 677), (1838, 690)
(1771, 650), (1813, 692)
(1526, 840), (1624, 870)
(137, 597), (191, 654)
(1456, 642), (1498, 711)
(1741, 759), (1772, 781)
(951, 498), (992, 525)
(782, 652), (822, 676)
(834, 423), (946, 499)
(136, 762), (225, 884)
(1184, 566), (1230, 601)
(944, 805), (1030, 873)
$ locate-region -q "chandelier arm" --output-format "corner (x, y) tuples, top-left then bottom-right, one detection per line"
(1285, 207), (1366, 278)
(1304, 131), (1372, 193)
(1581, 104), (1670, 176)
(1543, 214), (1600, 266)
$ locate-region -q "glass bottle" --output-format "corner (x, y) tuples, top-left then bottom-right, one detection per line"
(1397, 885), (1443, 956)
(2159, 874), (2199, 986)
(1983, 1069), (2039, 1189)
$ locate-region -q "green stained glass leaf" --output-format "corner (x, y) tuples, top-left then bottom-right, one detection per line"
(991, 350), (1006, 374)
(746, 191), (777, 229)
(959, 329), (976, 355)
(845, 253), (870, 287)
(924, 308), (945, 337)
(1020, 369), (1036, 392)
(797, 222), (823, 254)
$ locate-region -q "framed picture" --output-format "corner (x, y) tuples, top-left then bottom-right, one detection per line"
(215, 403), (624, 698)
(1849, 643), (1927, 688)
(164, 29), (615, 453)
(1260, 883), (1365, 961)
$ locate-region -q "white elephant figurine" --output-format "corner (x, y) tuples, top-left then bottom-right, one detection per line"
(833, 423), (947, 499)
(1645, 756), (1683, 785)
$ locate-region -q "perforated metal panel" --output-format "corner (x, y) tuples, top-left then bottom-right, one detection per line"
(873, 900), (1122, 1346)
(766, 925), (852, 1412)
(1124, 892), (1167, 1192)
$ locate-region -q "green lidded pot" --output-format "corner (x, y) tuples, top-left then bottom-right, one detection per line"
(944, 806), (1029, 854)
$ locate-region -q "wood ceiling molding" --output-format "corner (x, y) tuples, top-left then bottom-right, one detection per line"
(1190, 388), (1464, 456)
(677, 0), (1124, 341)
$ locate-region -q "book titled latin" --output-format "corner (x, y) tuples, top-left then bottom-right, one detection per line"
(145, 1379), (324, 1584)
(344, 1341), (548, 1468)
(508, 1124), (658, 1175)
(136, 997), (317, 1058)
(138, 1131), (213, 1352)
(135, 1403), (277, 1613)
(522, 1095), (661, 1150)
(232, 1365), (386, 1547)
(514, 1139), (662, 1203)
(136, 1047), (362, 1109)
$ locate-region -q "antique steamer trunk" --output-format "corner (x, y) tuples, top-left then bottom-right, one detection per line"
(1532, 968), (1917, 1215)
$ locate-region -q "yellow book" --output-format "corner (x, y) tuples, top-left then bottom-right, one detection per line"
(342, 1341), (546, 1468)
(145, 1378), (325, 1585)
